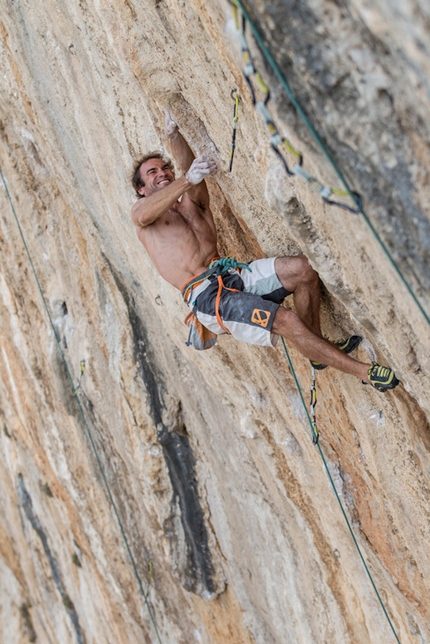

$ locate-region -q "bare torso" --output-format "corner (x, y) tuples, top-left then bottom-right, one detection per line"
(134, 195), (218, 290)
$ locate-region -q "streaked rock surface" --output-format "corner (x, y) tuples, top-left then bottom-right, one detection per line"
(0, 1), (429, 642)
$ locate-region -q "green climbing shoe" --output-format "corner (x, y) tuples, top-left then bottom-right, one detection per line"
(367, 363), (400, 392)
(311, 335), (363, 371)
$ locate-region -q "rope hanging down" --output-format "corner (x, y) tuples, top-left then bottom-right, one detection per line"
(230, 0), (429, 326)
(229, 1), (362, 214)
(0, 169), (164, 644)
(228, 7), (404, 632)
(280, 338), (401, 644)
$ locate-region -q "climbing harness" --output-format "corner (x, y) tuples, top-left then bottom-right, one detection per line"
(1, 169), (164, 644)
(229, 0), (362, 214)
(182, 256), (251, 343)
(181, 256), (250, 304)
(211, 257), (251, 333)
(229, 0), (429, 326)
(228, 89), (241, 172)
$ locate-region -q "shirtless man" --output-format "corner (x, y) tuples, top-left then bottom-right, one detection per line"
(131, 109), (399, 392)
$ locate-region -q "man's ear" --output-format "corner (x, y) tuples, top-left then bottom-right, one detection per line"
(137, 185), (146, 197)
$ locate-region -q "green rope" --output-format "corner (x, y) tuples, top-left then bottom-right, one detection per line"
(210, 256), (252, 272)
(1, 169), (163, 644)
(233, 0), (429, 326)
(280, 338), (401, 644)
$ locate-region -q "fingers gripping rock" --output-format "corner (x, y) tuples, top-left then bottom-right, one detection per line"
(185, 156), (217, 185)
(164, 107), (178, 137)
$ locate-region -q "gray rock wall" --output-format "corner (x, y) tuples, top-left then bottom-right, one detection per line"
(0, 1), (429, 642)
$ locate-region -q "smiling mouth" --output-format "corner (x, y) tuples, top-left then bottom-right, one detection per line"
(157, 178), (171, 186)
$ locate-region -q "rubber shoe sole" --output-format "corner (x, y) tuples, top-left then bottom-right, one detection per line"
(367, 363), (400, 392)
(311, 335), (363, 371)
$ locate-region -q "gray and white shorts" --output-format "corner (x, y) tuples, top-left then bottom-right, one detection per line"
(185, 257), (290, 347)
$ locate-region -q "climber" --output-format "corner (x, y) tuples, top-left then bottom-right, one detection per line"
(130, 109), (399, 392)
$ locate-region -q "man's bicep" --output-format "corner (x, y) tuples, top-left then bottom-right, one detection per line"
(186, 181), (210, 210)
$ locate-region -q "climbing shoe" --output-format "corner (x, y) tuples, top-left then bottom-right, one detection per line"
(367, 363), (400, 392)
(311, 335), (363, 371)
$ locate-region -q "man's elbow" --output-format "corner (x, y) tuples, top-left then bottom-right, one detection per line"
(131, 201), (149, 227)
(131, 199), (139, 217)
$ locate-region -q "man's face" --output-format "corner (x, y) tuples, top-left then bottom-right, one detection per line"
(138, 158), (175, 197)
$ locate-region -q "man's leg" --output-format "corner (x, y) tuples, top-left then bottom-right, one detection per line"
(272, 255), (373, 381)
(242, 255), (398, 389)
(271, 306), (371, 382)
(274, 256), (322, 336)
(271, 257), (399, 389)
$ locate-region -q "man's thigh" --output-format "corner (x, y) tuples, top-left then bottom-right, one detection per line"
(241, 257), (291, 303)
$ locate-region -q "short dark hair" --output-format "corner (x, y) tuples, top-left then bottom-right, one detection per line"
(131, 152), (174, 198)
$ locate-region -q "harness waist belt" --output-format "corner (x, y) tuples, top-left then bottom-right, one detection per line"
(181, 257), (251, 303)
(181, 267), (218, 303)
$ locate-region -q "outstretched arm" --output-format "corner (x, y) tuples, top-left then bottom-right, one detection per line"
(164, 108), (216, 209)
(164, 109), (195, 174)
(131, 156), (216, 228)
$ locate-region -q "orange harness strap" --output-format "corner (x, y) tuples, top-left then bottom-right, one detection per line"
(215, 274), (239, 334)
(182, 257), (246, 335)
(180, 257), (221, 303)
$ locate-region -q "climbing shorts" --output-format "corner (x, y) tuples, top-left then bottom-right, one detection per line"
(184, 257), (290, 347)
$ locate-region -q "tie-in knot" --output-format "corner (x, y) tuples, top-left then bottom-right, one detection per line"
(209, 256), (252, 274)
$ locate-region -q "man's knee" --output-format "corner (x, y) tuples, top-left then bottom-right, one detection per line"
(275, 255), (319, 291)
(300, 256), (319, 286)
(272, 307), (302, 337)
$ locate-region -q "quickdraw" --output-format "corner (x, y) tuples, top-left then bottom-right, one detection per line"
(228, 89), (241, 172)
(74, 359), (86, 393)
(309, 365), (319, 444)
(229, 0), (362, 214)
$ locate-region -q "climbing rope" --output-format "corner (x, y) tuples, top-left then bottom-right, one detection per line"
(0, 169), (164, 644)
(210, 256), (252, 273)
(229, 0), (429, 326)
(229, 0), (362, 214)
(280, 338), (401, 643)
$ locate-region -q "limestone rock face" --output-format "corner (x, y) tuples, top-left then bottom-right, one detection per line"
(0, 1), (429, 642)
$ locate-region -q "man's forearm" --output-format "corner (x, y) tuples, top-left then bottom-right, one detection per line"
(167, 130), (195, 174)
(132, 175), (191, 227)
